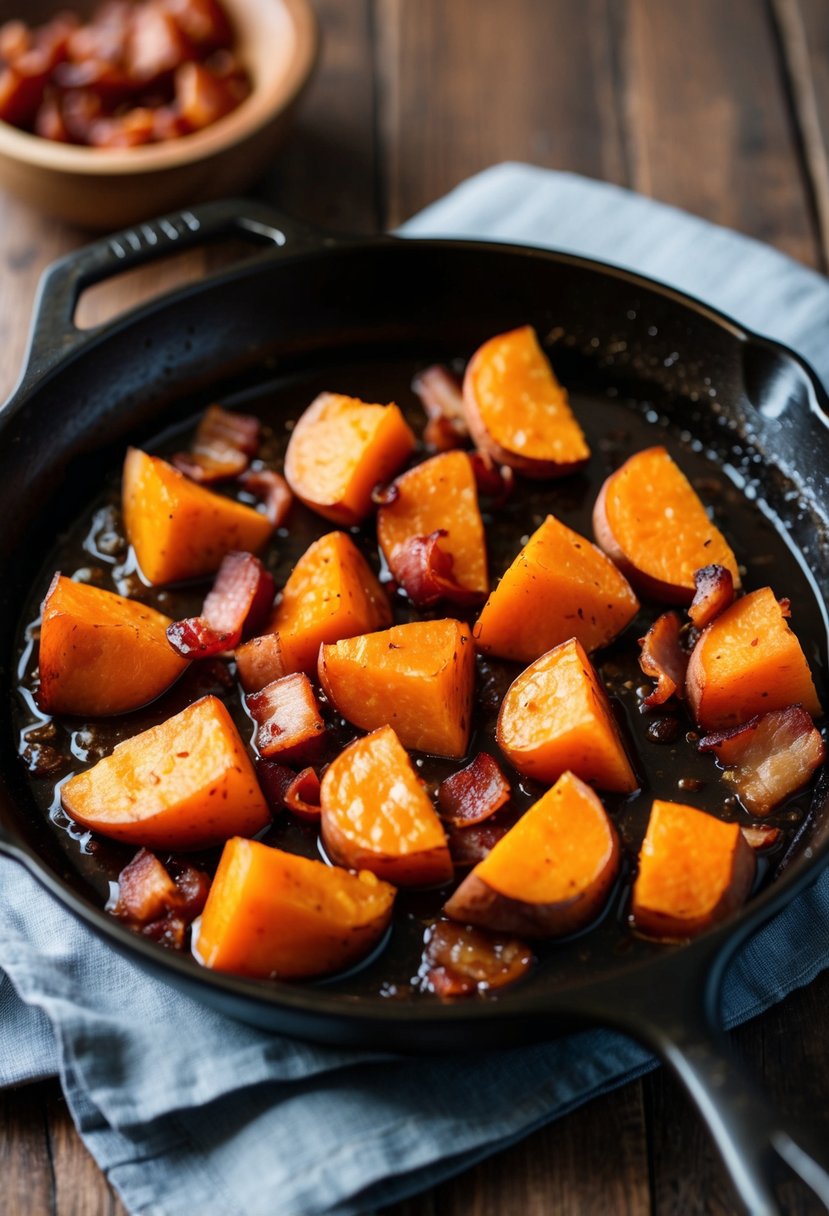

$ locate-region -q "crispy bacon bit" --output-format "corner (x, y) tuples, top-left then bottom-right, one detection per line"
(445, 812), (517, 869)
(112, 848), (209, 949)
(371, 482), (400, 507)
(255, 758), (295, 812)
(638, 611), (688, 707)
(412, 365), (469, 452)
(239, 469), (293, 528)
(421, 920), (533, 999)
(246, 672), (326, 763)
(689, 564), (735, 629)
(173, 404), (260, 483)
(284, 766), (322, 823)
(741, 824), (782, 851)
(393, 530), (484, 608)
(438, 753), (511, 827)
(167, 551), (275, 659)
(698, 705), (826, 815)
(469, 452), (515, 506)
(235, 633), (285, 693)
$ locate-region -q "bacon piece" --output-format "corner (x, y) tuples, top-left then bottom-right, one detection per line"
(698, 705), (826, 815)
(167, 551), (275, 659)
(284, 766), (322, 823)
(438, 753), (511, 827)
(469, 452), (515, 507)
(246, 673), (326, 762)
(638, 611), (688, 707)
(412, 365), (469, 452)
(689, 564), (735, 629)
(421, 920), (533, 999)
(445, 813), (517, 869)
(162, 0), (233, 52)
(239, 469), (293, 528)
(255, 758), (295, 812)
(235, 633), (285, 693)
(173, 404), (261, 484)
(741, 824), (781, 851)
(393, 530), (484, 609)
(112, 848), (209, 931)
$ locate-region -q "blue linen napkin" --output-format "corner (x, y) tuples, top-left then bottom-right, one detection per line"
(3, 163), (829, 1216)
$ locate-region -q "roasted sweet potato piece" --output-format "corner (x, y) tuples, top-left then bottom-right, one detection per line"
(686, 587), (822, 730)
(266, 531), (391, 675)
(474, 514), (639, 663)
(689, 564), (735, 628)
(698, 706), (825, 815)
(235, 633), (285, 693)
(195, 838), (396, 979)
(321, 725), (453, 887)
(497, 638), (637, 792)
(462, 326), (590, 478)
(638, 611), (687, 707)
(437, 752), (511, 827)
(122, 448), (272, 586)
(246, 672), (326, 763)
(318, 618), (476, 759)
(631, 799), (756, 939)
(445, 771), (620, 936)
(61, 695), (269, 850)
(421, 920), (533, 998)
(284, 392), (415, 525)
(377, 450), (488, 602)
(593, 446), (740, 603)
(37, 573), (187, 717)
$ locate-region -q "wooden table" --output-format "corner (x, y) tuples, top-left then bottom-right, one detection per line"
(3, 2), (829, 1212)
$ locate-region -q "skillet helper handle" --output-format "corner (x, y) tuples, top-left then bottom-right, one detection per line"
(587, 950), (829, 1216)
(18, 199), (325, 392)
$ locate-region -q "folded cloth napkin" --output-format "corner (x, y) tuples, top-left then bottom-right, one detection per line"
(3, 163), (829, 1216)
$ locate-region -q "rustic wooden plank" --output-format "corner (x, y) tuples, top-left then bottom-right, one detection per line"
(374, 0), (629, 228)
(47, 1086), (128, 1216)
(621, 0), (819, 266)
(0, 1082), (55, 1215)
(773, 0), (829, 266)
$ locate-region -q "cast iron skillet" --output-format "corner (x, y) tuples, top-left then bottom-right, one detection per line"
(2, 199), (829, 1215)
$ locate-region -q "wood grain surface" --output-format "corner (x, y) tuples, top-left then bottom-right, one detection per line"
(2, 1), (829, 1213)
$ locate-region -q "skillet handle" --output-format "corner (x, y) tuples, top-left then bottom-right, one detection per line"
(582, 947), (829, 1215)
(15, 198), (330, 396)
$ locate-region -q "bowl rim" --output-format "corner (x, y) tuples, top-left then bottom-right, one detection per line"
(0, 0), (318, 176)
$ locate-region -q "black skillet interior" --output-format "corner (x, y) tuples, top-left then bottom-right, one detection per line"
(1, 202), (829, 1054)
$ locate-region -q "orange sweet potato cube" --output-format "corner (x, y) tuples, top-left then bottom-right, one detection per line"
(497, 637), (637, 792)
(318, 618), (475, 759)
(61, 695), (269, 849)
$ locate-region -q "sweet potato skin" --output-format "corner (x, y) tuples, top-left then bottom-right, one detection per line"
(320, 725), (453, 887)
(592, 446), (740, 604)
(37, 573), (187, 716)
(61, 695), (269, 850)
(462, 326), (590, 478)
(318, 618), (476, 759)
(631, 799), (756, 940)
(474, 514), (639, 662)
(122, 448), (272, 585)
(284, 392), (415, 525)
(496, 638), (637, 792)
(195, 837), (396, 979)
(686, 587), (822, 730)
(445, 772), (619, 937)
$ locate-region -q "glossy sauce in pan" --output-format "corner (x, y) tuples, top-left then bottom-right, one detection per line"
(12, 349), (829, 999)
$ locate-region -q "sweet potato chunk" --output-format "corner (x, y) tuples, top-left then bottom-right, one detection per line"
(266, 531), (391, 675)
(462, 326), (590, 477)
(195, 838), (395, 979)
(37, 574), (187, 716)
(445, 772), (620, 936)
(686, 587), (822, 730)
(122, 448), (272, 585)
(318, 618), (475, 759)
(377, 450), (488, 601)
(284, 392), (415, 525)
(631, 800), (756, 939)
(320, 725), (453, 887)
(474, 514), (639, 663)
(592, 446), (740, 603)
(497, 638), (637, 792)
(698, 706), (825, 815)
(61, 695), (269, 850)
